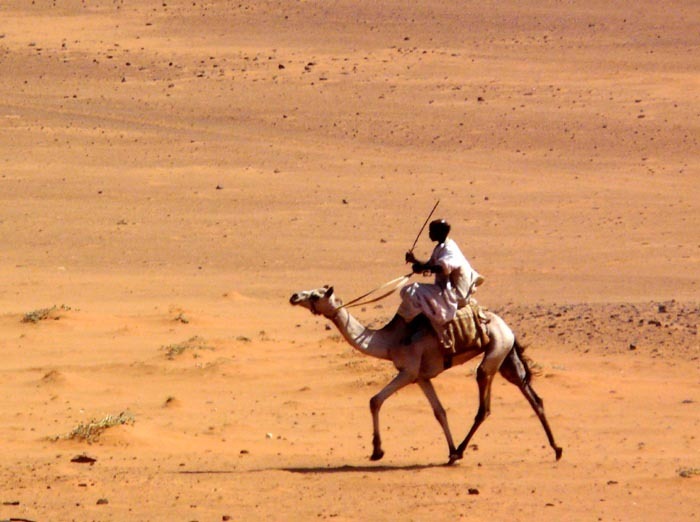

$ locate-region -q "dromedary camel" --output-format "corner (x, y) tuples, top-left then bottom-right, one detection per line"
(290, 285), (563, 465)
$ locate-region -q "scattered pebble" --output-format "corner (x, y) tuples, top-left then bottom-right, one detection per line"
(71, 454), (97, 464)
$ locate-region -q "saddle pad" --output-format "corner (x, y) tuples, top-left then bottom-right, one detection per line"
(441, 303), (489, 354)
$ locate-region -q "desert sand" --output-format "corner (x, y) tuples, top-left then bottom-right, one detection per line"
(0, 1), (698, 520)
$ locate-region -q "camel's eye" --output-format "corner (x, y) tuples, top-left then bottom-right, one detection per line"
(310, 295), (319, 302)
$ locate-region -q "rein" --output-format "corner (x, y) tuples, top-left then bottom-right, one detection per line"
(337, 272), (413, 311)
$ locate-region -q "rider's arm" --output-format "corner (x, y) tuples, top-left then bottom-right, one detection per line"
(411, 262), (443, 274)
(406, 251), (445, 274)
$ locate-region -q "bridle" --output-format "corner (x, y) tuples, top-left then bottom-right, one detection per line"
(308, 297), (323, 316)
(308, 291), (345, 319)
(305, 272), (413, 319)
(336, 272), (413, 311)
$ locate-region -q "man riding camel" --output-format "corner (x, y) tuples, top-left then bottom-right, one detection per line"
(397, 219), (484, 343)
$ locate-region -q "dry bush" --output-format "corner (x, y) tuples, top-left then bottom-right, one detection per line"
(54, 411), (135, 443)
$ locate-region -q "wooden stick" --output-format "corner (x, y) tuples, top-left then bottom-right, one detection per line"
(408, 199), (440, 253)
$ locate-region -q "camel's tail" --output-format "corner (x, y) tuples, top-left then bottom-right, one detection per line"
(511, 338), (537, 385)
(503, 338), (563, 462)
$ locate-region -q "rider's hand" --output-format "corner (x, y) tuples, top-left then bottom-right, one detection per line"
(405, 251), (416, 263)
(411, 262), (423, 274)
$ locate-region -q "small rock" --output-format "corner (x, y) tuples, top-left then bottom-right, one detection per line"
(468, 488), (479, 495)
(97, 498), (109, 505)
(71, 454), (97, 464)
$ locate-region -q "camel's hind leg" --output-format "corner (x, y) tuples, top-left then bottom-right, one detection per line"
(451, 363), (496, 464)
(451, 324), (514, 464)
(499, 341), (563, 460)
(369, 370), (415, 461)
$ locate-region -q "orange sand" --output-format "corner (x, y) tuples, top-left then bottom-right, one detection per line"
(0, 1), (697, 520)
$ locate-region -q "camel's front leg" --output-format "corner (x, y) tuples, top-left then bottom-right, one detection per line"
(417, 379), (457, 463)
(369, 370), (416, 461)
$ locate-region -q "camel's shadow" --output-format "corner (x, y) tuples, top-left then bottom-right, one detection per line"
(176, 462), (453, 476)
(279, 462), (453, 474)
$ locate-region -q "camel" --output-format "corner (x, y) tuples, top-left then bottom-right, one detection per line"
(289, 285), (563, 465)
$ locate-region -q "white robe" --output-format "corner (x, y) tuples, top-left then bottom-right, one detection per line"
(398, 238), (483, 326)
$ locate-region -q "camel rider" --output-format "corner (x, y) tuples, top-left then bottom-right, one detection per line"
(397, 219), (484, 341)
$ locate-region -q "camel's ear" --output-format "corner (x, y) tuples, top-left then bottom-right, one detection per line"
(324, 286), (334, 298)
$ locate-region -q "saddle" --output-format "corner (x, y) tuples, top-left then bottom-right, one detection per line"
(439, 300), (490, 366)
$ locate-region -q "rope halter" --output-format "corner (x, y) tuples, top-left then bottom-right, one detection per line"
(336, 272), (413, 311)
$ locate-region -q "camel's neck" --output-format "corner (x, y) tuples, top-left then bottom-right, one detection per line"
(329, 307), (402, 361)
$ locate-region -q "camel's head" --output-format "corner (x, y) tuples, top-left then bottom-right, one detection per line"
(289, 286), (341, 318)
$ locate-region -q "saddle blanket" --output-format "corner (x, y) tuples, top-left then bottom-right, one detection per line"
(439, 301), (490, 354)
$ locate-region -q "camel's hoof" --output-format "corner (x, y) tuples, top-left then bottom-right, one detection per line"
(447, 453), (463, 466)
(370, 450), (384, 461)
(555, 447), (563, 461)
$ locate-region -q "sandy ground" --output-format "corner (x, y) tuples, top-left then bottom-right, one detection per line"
(0, 1), (698, 520)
